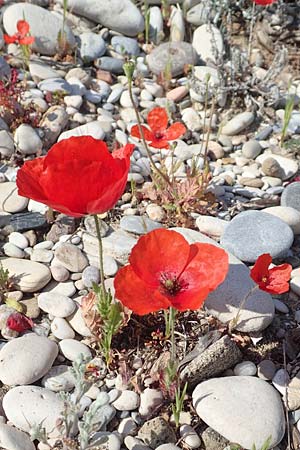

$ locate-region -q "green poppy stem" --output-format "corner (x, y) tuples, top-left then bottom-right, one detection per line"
(93, 214), (107, 297)
(165, 306), (177, 363)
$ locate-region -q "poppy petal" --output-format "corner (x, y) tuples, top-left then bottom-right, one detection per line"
(250, 253), (272, 285)
(112, 144), (135, 160)
(129, 229), (191, 287)
(130, 124), (154, 142)
(147, 107), (168, 133)
(4, 34), (17, 44)
(173, 243), (229, 310)
(254, 0), (275, 4)
(114, 265), (170, 315)
(17, 20), (30, 37)
(266, 264), (292, 294)
(164, 123), (186, 141)
(19, 36), (35, 45)
(149, 138), (170, 149)
(16, 157), (48, 204)
(7, 313), (33, 332)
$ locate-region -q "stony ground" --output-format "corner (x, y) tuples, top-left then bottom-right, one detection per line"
(0, 0), (300, 449)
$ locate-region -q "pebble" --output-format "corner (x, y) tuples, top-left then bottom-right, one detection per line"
(138, 418), (176, 448)
(0, 182), (28, 213)
(149, 6), (164, 44)
(3, 385), (63, 438)
(58, 338), (92, 361)
(257, 360), (276, 381)
(139, 388), (164, 418)
(79, 32), (106, 62)
(257, 154), (298, 181)
(67, 305), (92, 337)
(175, 227), (274, 333)
(180, 425), (201, 449)
(3, 3), (75, 56)
(242, 140), (262, 159)
(222, 112), (255, 136)
(66, 0), (144, 36)
(29, 61), (60, 80)
(192, 24), (223, 64)
(233, 361), (257, 376)
(82, 265), (100, 288)
(0, 257), (51, 292)
(0, 334), (58, 385)
(90, 432), (121, 450)
(196, 215), (228, 239)
(14, 124), (42, 155)
(54, 243), (88, 272)
(112, 36), (140, 56)
(41, 364), (75, 392)
(0, 422), (35, 450)
(58, 121), (105, 142)
(281, 182), (300, 211)
(51, 317), (76, 340)
(3, 242), (25, 258)
(147, 42), (197, 77)
(30, 248), (54, 263)
(118, 417), (138, 435)
(38, 292), (76, 318)
(263, 206), (300, 234)
(124, 436), (151, 450)
(193, 376), (285, 449)
(40, 105), (69, 147)
(120, 216), (162, 235)
(274, 299), (289, 314)
(220, 210), (294, 262)
(186, 2), (215, 25)
(113, 390), (140, 411)
(0, 130), (14, 158)
(272, 369), (290, 396)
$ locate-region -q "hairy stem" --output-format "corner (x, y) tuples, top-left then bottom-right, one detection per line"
(93, 214), (106, 297)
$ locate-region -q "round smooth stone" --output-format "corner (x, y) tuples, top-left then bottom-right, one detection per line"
(3, 386), (64, 438)
(82, 265), (100, 288)
(180, 424), (201, 449)
(192, 24), (223, 65)
(220, 210), (294, 262)
(67, 305), (92, 338)
(233, 361), (257, 376)
(38, 293), (76, 318)
(59, 338), (92, 361)
(41, 365), (75, 392)
(51, 317), (75, 340)
(257, 360), (276, 381)
(221, 112), (255, 136)
(0, 334), (58, 385)
(54, 243), (88, 272)
(139, 388), (164, 418)
(281, 182), (300, 211)
(263, 206), (300, 234)
(0, 257), (51, 292)
(113, 390), (140, 411)
(3, 243), (25, 258)
(147, 42), (198, 77)
(0, 182), (28, 213)
(8, 231), (29, 249)
(242, 140), (262, 159)
(0, 422), (35, 450)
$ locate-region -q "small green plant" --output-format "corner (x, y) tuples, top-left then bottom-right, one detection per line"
(252, 436), (272, 450)
(57, 0), (70, 56)
(281, 88), (295, 147)
(144, 2), (150, 44)
(172, 381), (188, 428)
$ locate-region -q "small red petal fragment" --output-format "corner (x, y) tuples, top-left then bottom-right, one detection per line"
(6, 313), (34, 332)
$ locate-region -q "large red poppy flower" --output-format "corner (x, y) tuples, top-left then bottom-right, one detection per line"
(250, 253), (291, 294)
(17, 136), (135, 217)
(114, 229), (229, 315)
(130, 107), (186, 149)
(253, 0), (276, 5)
(4, 20), (35, 46)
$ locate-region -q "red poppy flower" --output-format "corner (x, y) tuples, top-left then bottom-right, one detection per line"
(253, 0), (276, 5)
(7, 313), (34, 333)
(114, 229), (229, 315)
(250, 253), (292, 294)
(4, 20), (35, 46)
(130, 107), (186, 149)
(16, 136), (135, 217)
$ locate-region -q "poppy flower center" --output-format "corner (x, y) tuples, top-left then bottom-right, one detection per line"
(261, 276), (268, 283)
(154, 131), (164, 139)
(160, 273), (183, 296)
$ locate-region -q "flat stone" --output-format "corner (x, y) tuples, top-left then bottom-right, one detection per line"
(193, 376), (285, 449)
(0, 334), (58, 385)
(0, 182), (28, 213)
(58, 121), (105, 142)
(40, 105), (69, 148)
(0, 130), (14, 158)
(67, 304), (92, 337)
(263, 206), (300, 234)
(257, 154), (298, 181)
(9, 212), (47, 232)
(0, 257), (51, 292)
(38, 292), (76, 318)
(3, 3), (75, 56)
(111, 36), (140, 56)
(173, 228), (274, 333)
(14, 124), (42, 155)
(51, 317), (75, 340)
(54, 243), (88, 272)
(195, 215), (228, 239)
(233, 361), (257, 376)
(58, 338), (92, 361)
(3, 386), (63, 438)
(192, 24), (223, 64)
(220, 210), (294, 262)
(187, 2), (215, 26)
(79, 32), (106, 62)
(66, 0), (144, 36)
(147, 42), (198, 77)
(113, 390), (140, 411)
(41, 364), (75, 392)
(120, 216), (162, 235)
(3, 243), (25, 258)
(222, 112), (255, 136)
(29, 61), (60, 80)
(139, 388), (164, 418)
(257, 360), (276, 381)
(281, 182), (300, 211)
(0, 422), (35, 450)
(201, 427), (229, 450)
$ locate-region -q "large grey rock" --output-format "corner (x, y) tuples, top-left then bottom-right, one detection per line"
(3, 3), (75, 56)
(3, 386), (63, 438)
(220, 210), (294, 262)
(257, 154), (298, 181)
(0, 423), (35, 450)
(281, 182), (300, 211)
(147, 42), (198, 77)
(173, 228), (274, 333)
(66, 0), (144, 36)
(192, 376), (285, 449)
(0, 334), (58, 385)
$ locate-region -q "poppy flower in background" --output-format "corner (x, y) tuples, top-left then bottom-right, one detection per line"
(253, 0), (276, 5)
(114, 229), (229, 315)
(250, 253), (292, 294)
(130, 107), (186, 149)
(7, 313), (34, 332)
(16, 136), (135, 217)
(4, 20), (35, 45)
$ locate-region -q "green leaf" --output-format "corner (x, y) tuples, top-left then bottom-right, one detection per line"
(5, 297), (23, 313)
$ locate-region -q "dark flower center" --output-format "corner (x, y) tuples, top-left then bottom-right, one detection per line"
(160, 273), (182, 296)
(154, 131), (164, 139)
